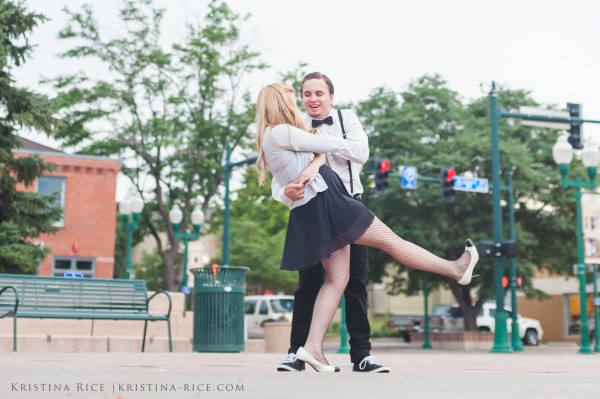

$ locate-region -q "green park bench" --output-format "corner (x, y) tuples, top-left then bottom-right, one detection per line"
(0, 274), (172, 352)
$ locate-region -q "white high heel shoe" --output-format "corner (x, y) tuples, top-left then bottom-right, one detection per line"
(296, 347), (340, 372)
(457, 239), (479, 285)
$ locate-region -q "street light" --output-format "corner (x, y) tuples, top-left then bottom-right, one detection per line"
(119, 197), (144, 279)
(169, 205), (204, 311)
(223, 140), (258, 266)
(489, 84), (513, 353)
(552, 133), (598, 354)
(505, 171), (524, 351)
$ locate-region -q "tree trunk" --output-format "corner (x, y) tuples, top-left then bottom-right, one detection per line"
(161, 246), (179, 292)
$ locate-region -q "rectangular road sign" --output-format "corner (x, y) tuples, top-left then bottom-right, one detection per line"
(400, 166), (417, 190)
(453, 176), (489, 193)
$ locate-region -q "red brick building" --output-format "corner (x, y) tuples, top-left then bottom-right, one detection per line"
(13, 138), (122, 278)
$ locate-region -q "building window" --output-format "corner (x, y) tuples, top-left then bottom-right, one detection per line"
(564, 293), (595, 337)
(37, 176), (66, 227)
(52, 257), (96, 278)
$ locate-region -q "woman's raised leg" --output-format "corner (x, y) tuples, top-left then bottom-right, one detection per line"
(354, 217), (477, 283)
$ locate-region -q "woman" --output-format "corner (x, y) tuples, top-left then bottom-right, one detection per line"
(256, 83), (478, 372)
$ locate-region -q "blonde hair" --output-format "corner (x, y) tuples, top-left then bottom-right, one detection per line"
(255, 83), (312, 185)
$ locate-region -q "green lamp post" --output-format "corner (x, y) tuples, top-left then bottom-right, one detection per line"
(337, 295), (350, 354)
(223, 140), (258, 267)
(552, 133), (598, 354)
(119, 197), (144, 280)
(505, 171), (524, 351)
(169, 205), (204, 311)
(593, 264), (600, 352)
(489, 84), (513, 353)
(422, 272), (432, 349)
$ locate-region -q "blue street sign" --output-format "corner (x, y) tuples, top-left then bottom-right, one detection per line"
(453, 176), (489, 193)
(400, 166), (417, 190)
(181, 286), (192, 295)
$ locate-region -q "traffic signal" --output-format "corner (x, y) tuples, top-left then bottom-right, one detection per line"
(567, 103), (582, 149)
(440, 166), (456, 202)
(374, 157), (391, 193)
(501, 276), (525, 288)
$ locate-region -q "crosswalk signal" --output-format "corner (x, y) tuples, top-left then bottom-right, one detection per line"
(440, 166), (456, 202)
(374, 157), (391, 193)
(567, 103), (582, 149)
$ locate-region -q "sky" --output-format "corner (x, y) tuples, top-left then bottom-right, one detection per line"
(14, 0), (600, 200)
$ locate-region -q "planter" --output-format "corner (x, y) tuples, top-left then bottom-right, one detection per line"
(263, 321), (292, 353)
(410, 331), (494, 351)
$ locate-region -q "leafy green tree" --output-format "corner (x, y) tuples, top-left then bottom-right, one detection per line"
(210, 168), (297, 294)
(0, 0), (61, 273)
(357, 75), (575, 329)
(50, 0), (266, 290)
(132, 250), (166, 291)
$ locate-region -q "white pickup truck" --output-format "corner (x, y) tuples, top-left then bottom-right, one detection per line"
(476, 302), (543, 345)
(430, 302), (543, 345)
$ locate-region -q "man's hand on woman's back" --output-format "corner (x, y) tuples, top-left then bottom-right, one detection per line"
(285, 180), (305, 201)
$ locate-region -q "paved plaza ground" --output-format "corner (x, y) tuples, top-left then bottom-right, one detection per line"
(1, 341), (599, 399)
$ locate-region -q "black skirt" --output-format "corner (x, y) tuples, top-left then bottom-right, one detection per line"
(281, 165), (375, 271)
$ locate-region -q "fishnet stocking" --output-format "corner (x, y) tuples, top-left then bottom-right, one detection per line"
(302, 245), (350, 365)
(355, 217), (470, 280)
(300, 217), (471, 365)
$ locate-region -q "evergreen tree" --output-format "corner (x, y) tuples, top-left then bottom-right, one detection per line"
(0, 0), (61, 273)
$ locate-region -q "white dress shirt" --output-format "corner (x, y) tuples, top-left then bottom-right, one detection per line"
(271, 108), (369, 206)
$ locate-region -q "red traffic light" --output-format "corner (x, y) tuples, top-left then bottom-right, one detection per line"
(379, 159), (391, 173)
(501, 276), (524, 288)
(445, 168), (456, 182)
(516, 276), (524, 288)
(211, 263), (219, 276)
(440, 166), (456, 202)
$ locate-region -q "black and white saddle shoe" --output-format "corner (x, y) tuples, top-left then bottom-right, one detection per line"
(353, 356), (390, 373)
(277, 352), (305, 372)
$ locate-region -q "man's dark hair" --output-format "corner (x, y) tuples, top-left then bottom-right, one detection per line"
(300, 72), (335, 96)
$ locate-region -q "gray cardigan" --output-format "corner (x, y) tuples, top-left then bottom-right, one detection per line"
(262, 124), (340, 209)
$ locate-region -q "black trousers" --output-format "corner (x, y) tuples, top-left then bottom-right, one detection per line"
(289, 242), (370, 363)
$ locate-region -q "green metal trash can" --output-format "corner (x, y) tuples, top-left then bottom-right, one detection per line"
(190, 266), (249, 352)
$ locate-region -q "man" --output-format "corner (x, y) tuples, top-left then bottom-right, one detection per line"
(271, 72), (390, 373)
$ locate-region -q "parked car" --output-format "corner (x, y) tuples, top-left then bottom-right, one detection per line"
(389, 302), (544, 346)
(388, 305), (460, 342)
(244, 295), (294, 338)
(431, 304), (465, 332)
(476, 302), (544, 345)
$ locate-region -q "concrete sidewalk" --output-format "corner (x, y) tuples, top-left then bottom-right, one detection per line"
(1, 345), (599, 399)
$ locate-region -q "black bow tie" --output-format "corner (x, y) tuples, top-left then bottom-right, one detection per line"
(312, 116), (334, 128)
